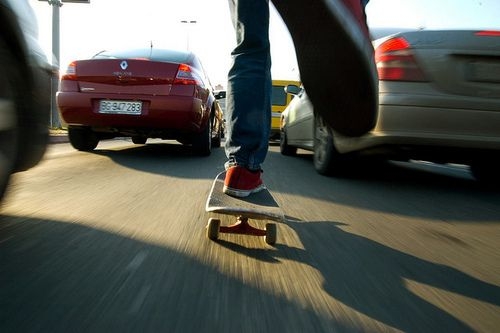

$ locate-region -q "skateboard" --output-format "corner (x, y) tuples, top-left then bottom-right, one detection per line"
(205, 171), (284, 245)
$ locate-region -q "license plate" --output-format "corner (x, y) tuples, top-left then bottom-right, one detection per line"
(99, 100), (142, 114)
(467, 62), (500, 83)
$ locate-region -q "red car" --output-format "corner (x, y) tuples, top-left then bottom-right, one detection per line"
(57, 48), (224, 155)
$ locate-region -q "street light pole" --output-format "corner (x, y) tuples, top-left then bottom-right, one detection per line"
(50, 0), (62, 128)
(41, 0), (90, 128)
(180, 20), (197, 51)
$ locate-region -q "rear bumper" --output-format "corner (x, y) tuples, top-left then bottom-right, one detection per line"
(57, 92), (207, 133)
(335, 98), (500, 162)
(375, 104), (500, 141)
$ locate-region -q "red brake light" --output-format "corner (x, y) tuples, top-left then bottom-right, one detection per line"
(375, 36), (427, 82)
(475, 30), (500, 37)
(174, 63), (202, 85)
(61, 61), (77, 81)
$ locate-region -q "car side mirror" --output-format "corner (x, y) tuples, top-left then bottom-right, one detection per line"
(284, 84), (301, 95)
(214, 91), (226, 99)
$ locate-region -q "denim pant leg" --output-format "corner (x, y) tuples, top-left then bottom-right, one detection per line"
(225, 0), (271, 171)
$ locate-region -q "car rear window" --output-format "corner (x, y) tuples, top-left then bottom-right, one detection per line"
(271, 85), (287, 106)
(93, 48), (191, 64)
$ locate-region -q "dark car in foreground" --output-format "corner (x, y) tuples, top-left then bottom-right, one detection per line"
(57, 48), (224, 156)
(0, 0), (51, 201)
(280, 30), (500, 183)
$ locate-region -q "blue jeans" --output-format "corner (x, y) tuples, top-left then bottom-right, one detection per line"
(224, 0), (369, 170)
(225, 0), (271, 171)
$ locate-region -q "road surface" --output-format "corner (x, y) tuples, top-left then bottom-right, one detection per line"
(1, 140), (499, 332)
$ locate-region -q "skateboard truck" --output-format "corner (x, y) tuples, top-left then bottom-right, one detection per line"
(207, 217), (277, 245)
(222, 216), (266, 235)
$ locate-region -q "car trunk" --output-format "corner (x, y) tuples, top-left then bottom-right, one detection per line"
(70, 59), (186, 96)
(404, 30), (500, 100)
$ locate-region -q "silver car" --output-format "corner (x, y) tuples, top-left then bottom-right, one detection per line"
(280, 29), (500, 182)
(0, 0), (52, 201)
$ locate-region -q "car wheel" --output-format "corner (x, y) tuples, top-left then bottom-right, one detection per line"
(313, 114), (351, 175)
(0, 38), (21, 201)
(68, 126), (99, 151)
(132, 136), (147, 144)
(211, 118), (222, 149)
(470, 160), (500, 185)
(280, 129), (297, 156)
(192, 119), (211, 156)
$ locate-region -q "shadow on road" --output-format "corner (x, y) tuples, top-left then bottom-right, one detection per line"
(267, 152), (500, 223)
(0, 214), (354, 333)
(290, 219), (500, 332)
(211, 218), (500, 332)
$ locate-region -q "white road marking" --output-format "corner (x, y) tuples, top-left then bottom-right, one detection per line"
(129, 284), (151, 314)
(126, 250), (148, 271)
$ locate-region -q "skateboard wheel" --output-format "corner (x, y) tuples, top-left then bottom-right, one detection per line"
(207, 218), (220, 240)
(265, 223), (277, 245)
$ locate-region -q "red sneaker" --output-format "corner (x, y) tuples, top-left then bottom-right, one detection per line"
(271, 0), (378, 137)
(223, 166), (266, 198)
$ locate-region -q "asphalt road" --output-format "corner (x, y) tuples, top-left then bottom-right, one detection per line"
(1, 139), (499, 332)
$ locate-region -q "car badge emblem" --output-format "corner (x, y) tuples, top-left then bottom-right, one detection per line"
(120, 61), (128, 70)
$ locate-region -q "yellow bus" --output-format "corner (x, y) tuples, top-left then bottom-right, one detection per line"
(271, 79), (301, 139)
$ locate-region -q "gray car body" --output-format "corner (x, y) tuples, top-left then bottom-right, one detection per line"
(281, 29), (500, 174)
(0, 0), (52, 201)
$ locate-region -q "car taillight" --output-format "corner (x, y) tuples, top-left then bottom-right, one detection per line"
(174, 63), (202, 85)
(475, 30), (500, 37)
(61, 61), (77, 81)
(375, 36), (427, 82)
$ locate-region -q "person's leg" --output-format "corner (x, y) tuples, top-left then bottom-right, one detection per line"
(224, 0), (271, 197)
(271, 0), (378, 137)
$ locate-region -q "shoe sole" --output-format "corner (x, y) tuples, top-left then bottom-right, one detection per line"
(223, 184), (266, 198)
(271, 0), (378, 137)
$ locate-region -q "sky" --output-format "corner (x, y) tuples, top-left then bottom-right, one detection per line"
(30, 0), (500, 88)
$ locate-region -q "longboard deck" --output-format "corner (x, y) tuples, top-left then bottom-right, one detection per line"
(206, 171), (284, 222)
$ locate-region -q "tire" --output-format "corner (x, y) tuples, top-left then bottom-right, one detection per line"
(211, 117), (222, 148)
(132, 136), (147, 144)
(280, 129), (297, 156)
(265, 223), (277, 245)
(68, 126), (99, 151)
(0, 38), (21, 201)
(313, 114), (350, 175)
(192, 119), (212, 156)
(207, 218), (220, 240)
(470, 160), (500, 185)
